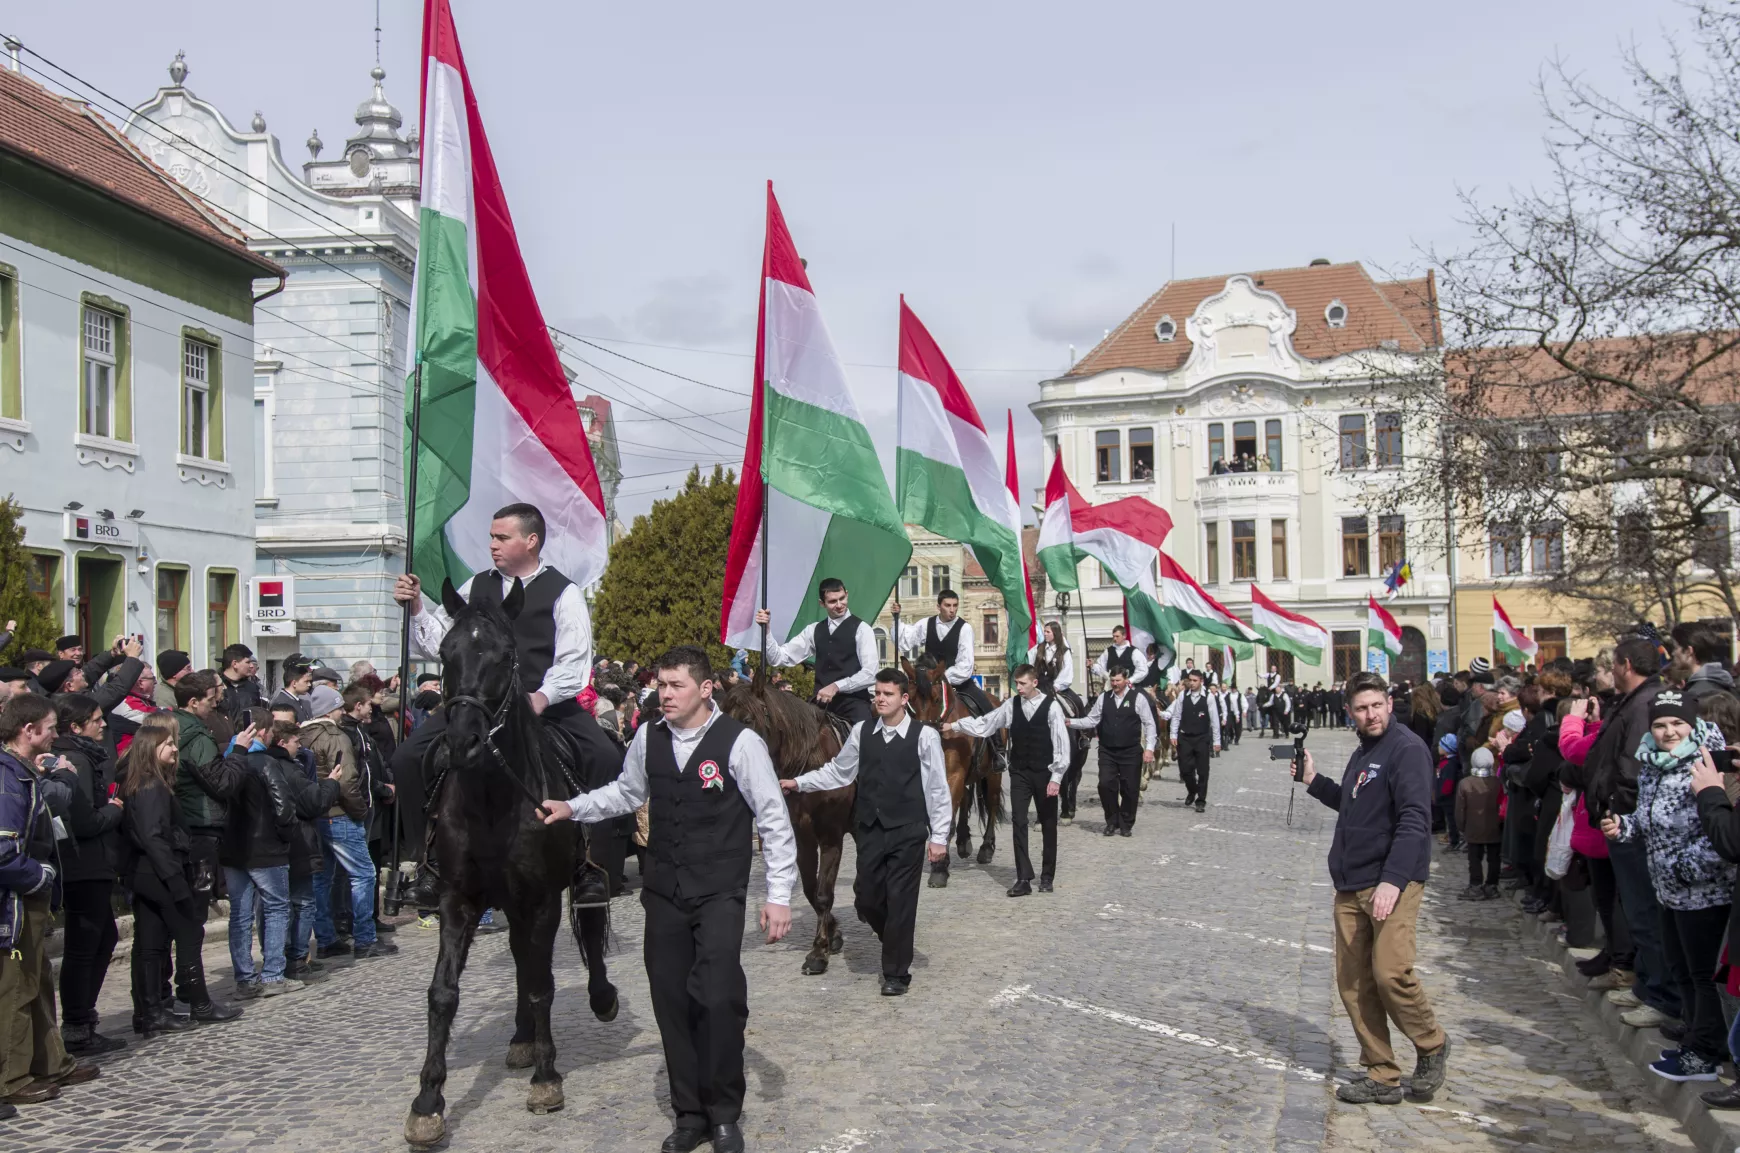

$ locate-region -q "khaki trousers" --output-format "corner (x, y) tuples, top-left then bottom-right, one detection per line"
(1333, 882), (1445, 1085)
(0, 894), (74, 1096)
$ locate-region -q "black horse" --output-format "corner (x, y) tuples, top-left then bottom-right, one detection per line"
(404, 577), (619, 1148)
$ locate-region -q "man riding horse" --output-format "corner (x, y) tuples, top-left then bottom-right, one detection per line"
(757, 578), (876, 726)
(891, 588), (992, 717)
(390, 503), (620, 908)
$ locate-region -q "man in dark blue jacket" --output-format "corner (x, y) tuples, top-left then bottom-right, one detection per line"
(1297, 671), (1449, 1107)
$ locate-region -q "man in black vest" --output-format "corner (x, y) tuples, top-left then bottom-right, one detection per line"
(891, 588), (992, 715)
(1067, 666), (1158, 836)
(541, 646), (795, 1153)
(390, 503), (621, 906)
(1092, 625), (1151, 685)
(757, 578), (878, 726)
(783, 668), (952, 995)
(946, 664), (1069, 895)
(1170, 668), (1222, 812)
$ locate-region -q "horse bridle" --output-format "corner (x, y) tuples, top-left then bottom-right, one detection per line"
(439, 651), (557, 819)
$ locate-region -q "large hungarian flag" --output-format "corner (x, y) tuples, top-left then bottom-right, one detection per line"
(406, 0), (610, 594)
(1367, 595), (1403, 656)
(1035, 455), (1172, 642)
(721, 185), (910, 649)
(1492, 596), (1539, 665)
(1158, 553), (1260, 650)
(1250, 586), (1328, 666)
(894, 300), (1029, 668)
(1005, 411), (1039, 655)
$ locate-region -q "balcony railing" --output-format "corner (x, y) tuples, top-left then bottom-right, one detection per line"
(1196, 470), (1298, 502)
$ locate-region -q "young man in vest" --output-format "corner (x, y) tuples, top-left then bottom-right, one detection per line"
(391, 503), (619, 907)
(944, 664), (1068, 895)
(890, 588), (992, 715)
(1092, 625), (1151, 685)
(541, 646), (795, 1153)
(1067, 666), (1158, 837)
(1170, 668), (1222, 812)
(781, 668), (952, 995)
(756, 578), (878, 726)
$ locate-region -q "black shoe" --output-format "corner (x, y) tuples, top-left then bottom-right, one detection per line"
(1336, 1076), (1403, 1105)
(1408, 1036), (1452, 1101)
(1103, 824), (1118, 837)
(317, 942), (354, 960)
(63, 1029), (126, 1056)
(1701, 1081), (1740, 1109)
(190, 999), (243, 1024)
(1037, 878), (1053, 893)
(406, 863), (443, 908)
(138, 1007), (196, 1036)
(374, 919), (398, 933)
(1118, 826), (1133, 837)
(879, 978), (908, 996)
(571, 864), (610, 909)
(1007, 880), (1032, 897)
(1576, 950), (1613, 977)
(659, 1125), (709, 1153)
(354, 941), (399, 959)
(712, 1123), (745, 1153)
(0, 1101), (14, 1121)
(1659, 1021), (1688, 1044)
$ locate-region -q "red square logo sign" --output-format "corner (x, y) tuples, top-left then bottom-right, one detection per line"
(74, 517), (89, 539)
(258, 580), (285, 608)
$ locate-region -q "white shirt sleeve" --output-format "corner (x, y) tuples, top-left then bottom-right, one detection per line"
(1067, 692), (1104, 730)
(1091, 648), (1107, 678)
(564, 725), (651, 820)
(763, 622), (817, 668)
(724, 729), (798, 906)
(1057, 648), (1074, 693)
(896, 619), (926, 654)
(408, 574), (473, 660)
(1045, 701), (1069, 782)
(945, 620), (975, 686)
(917, 726), (953, 847)
(1138, 692), (1159, 750)
(795, 721), (864, 793)
(952, 697), (1014, 739)
(830, 620), (880, 695)
(1131, 647), (1152, 683)
(538, 583), (593, 705)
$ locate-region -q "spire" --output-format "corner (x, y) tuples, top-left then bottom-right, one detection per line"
(251, 111), (266, 133)
(168, 50), (187, 87)
(306, 129), (323, 160)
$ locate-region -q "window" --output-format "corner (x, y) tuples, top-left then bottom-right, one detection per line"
(1098, 560), (1120, 588)
(1341, 516), (1370, 577)
(1533, 627), (1568, 667)
(1264, 419), (1283, 471)
(155, 566), (188, 653)
(1333, 630), (1363, 683)
(1374, 411), (1403, 468)
(182, 338), (212, 458)
(1267, 650), (1296, 683)
(27, 552), (59, 608)
(983, 675), (1001, 696)
(1325, 300), (1348, 329)
(983, 612), (1000, 647)
(1698, 512), (1733, 570)
(1207, 422), (1225, 469)
(929, 565), (951, 597)
(1338, 414), (1367, 469)
(253, 370), (277, 501)
(1129, 427), (1154, 481)
(1204, 522), (1220, 584)
(1096, 430), (1121, 483)
(1232, 519), (1257, 581)
(874, 627), (889, 663)
(1617, 511), (1652, 558)
(1270, 519), (1288, 580)
(1525, 428), (1562, 476)
(1490, 525), (1523, 576)
(207, 571), (236, 661)
(1378, 515), (1406, 573)
(1531, 523), (1565, 573)
(82, 307), (117, 438)
(0, 268), (18, 420)
(1155, 315), (1176, 342)
(901, 565), (920, 597)
(1232, 420), (1257, 466)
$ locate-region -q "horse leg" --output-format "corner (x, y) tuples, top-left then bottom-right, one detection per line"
(818, 832), (845, 955)
(951, 754), (973, 860)
(517, 897), (565, 1115)
(506, 970), (535, 1068)
(976, 771), (1000, 865)
(575, 902), (619, 1021)
(795, 818), (829, 975)
(406, 889), (482, 1147)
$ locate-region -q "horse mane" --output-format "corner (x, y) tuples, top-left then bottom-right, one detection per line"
(908, 655), (937, 704)
(436, 591), (568, 800)
(718, 682), (839, 779)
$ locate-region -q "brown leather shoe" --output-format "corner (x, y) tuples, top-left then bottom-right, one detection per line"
(55, 1063), (102, 1087)
(2, 1082), (61, 1105)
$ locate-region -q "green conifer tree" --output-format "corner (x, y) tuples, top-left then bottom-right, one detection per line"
(0, 496), (58, 656)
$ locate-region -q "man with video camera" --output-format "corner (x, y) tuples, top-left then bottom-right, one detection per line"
(1293, 670), (1449, 1105)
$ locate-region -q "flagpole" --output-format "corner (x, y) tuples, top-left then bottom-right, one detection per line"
(758, 478), (769, 687)
(388, 358), (423, 915)
(891, 295), (904, 665)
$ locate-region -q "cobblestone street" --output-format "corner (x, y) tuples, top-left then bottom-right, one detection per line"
(7, 731), (1704, 1152)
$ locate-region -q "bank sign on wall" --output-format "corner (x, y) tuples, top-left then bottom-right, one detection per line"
(62, 512), (137, 547)
(250, 576), (297, 638)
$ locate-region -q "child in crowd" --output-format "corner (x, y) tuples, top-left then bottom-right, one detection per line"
(1456, 747), (1503, 900)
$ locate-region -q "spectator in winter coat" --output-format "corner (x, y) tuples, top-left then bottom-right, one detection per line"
(1456, 748), (1502, 900)
(153, 650), (192, 710)
(109, 665), (161, 755)
(217, 645), (267, 725)
(1689, 694), (1740, 1109)
(302, 686), (389, 960)
(1672, 623), (1735, 708)
(267, 705), (331, 978)
(270, 662), (315, 724)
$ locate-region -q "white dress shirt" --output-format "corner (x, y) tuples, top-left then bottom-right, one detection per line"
(1067, 687), (1158, 750)
(794, 715), (953, 847)
(1092, 644), (1151, 684)
(410, 564), (593, 705)
(560, 704), (798, 906)
(764, 613), (879, 695)
(896, 615), (976, 686)
(1027, 643), (1074, 694)
(953, 693), (1070, 783)
(1167, 688), (1223, 746)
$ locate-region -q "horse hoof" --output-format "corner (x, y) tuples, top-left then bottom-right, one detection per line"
(505, 1041), (535, 1069)
(405, 1110), (446, 1148)
(526, 1080), (565, 1115)
(955, 843), (971, 860)
(591, 989), (619, 1023)
(801, 954), (829, 975)
(828, 929), (844, 954)
(976, 844), (995, 865)
(928, 872), (949, 888)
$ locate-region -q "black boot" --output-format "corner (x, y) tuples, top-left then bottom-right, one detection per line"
(406, 862), (443, 909)
(189, 996), (244, 1025)
(139, 1007), (195, 1037)
(570, 862), (610, 909)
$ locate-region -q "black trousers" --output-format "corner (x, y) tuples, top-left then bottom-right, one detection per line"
(822, 691), (873, 728)
(1224, 712), (1240, 745)
(642, 887), (749, 1129)
(953, 678), (993, 716)
(1097, 745), (1142, 832)
(1662, 903), (1731, 1063)
(853, 822), (927, 980)
(1176, 733), (1213, 804)
(1467, 842), (1501, 886)
(59, 878), (118, 1027)
(1009, 766), (1058, 882)
(129, 873), (207, 1016)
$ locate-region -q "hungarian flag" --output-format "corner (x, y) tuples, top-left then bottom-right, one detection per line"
(1249, 585), (1328, 666)
(1492, 596), (1539, 665)
(1367, 595), (1402, 657)
(894, 299), (1029, 668)
(1006, 411), (1039, 655)
(1036, 455), (1172, 643)
(1158, 552), (1260, 650)
(720, 185), (910, 649)
(406, 0), (609, 593)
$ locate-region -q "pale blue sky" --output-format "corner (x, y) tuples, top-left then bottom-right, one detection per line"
(4, 0), (1693, 516)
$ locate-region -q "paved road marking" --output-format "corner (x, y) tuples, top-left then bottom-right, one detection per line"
(991, 984), (1326, 1081)
(1236, 787), (1291, 798)
(804, 1130), (876, 1153)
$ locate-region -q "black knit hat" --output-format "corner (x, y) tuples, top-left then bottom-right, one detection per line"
(157, 650), (192, 681)
(1650, 689), (1699, 727)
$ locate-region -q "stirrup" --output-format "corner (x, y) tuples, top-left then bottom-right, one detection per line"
(569, 860), (610, 910)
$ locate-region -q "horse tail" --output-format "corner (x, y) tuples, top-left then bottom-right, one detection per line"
(976, 772), (999, 831)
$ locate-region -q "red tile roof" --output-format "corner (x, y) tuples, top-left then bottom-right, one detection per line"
(0, 67), (278, 274)
(1065, 262), (1438, 378)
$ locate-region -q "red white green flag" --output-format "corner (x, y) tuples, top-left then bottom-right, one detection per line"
(1158, 552), (1261, 649)
(1036, 455), (1173, 643)
(1250, 585), (1328, 666)
(1493, 596), (1539, 665)
(1005, 411), (1039, 654)
(1367, 594), (1402, 656)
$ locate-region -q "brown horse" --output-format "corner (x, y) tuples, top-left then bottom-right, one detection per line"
(903, 656), (1002, 887)
(718, 681), (853, 975)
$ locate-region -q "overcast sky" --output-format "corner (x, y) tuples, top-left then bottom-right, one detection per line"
(4, 0), (1692, 520)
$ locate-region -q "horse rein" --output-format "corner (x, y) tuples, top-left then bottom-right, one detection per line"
(441, 652), (558, 819)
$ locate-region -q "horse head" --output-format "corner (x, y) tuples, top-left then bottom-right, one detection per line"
(436, 575), (526, 768)
(904, 655), (947, 723)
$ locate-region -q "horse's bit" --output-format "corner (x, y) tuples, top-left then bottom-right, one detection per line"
(435, 651), (578, 819)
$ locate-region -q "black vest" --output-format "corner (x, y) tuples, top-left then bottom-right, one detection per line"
(814, 616), (870, 700)
(1104, 644), (1135, 676)
(643, 713), (754, 900)
(853, 721), (929, 832)
(1098, 690), (1142, 749)
(925, 616), (965, 667)
(1009, 695), (1056, 773)
(1034, 643), (1065, 691)
(1178, 691), (1212, 737)
(468, 568), (573, 694)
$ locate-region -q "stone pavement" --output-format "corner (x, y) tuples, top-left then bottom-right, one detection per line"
(6, 729), (1704, 1152)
